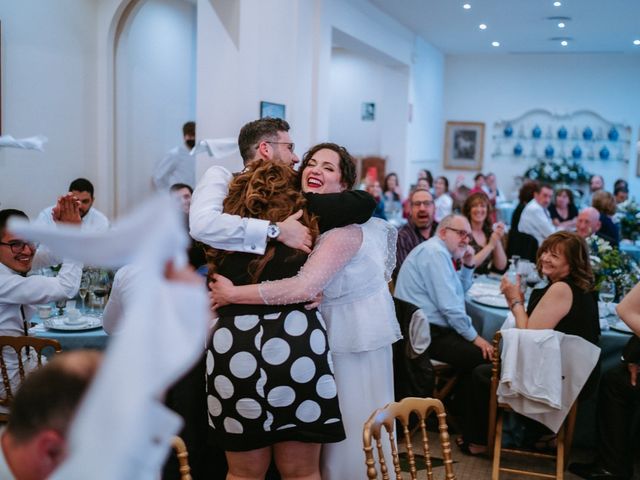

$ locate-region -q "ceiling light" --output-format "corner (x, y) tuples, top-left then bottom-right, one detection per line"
(479, 24), (487, 30)
(561, 40), (568, 46)
(553, 1), (562, 6)
(634, 39), (640, 45)
(558, 22), (566, 28)
(463, 3), (471, 9)
(492, 41), (500, 47)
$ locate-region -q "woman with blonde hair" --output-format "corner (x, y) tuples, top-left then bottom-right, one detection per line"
(592, 190), (620, 247)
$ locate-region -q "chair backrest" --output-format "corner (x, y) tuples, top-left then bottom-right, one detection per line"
(363, 397), (456, 480)
(487, 331), (503, 453)
(0, 336), (62, 408)
(171, 436), (192, 480)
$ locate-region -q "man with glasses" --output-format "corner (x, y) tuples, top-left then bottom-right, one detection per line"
(0, 204), (82, 400)
(394, 188), (437, 280)
(395, 214), (494, 371)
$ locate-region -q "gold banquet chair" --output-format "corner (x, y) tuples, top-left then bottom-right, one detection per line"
(171, 436), (192, 480)
(487, 331), (578, 480)
(0, 336), (62, 422)
(363, 397), (456, 480)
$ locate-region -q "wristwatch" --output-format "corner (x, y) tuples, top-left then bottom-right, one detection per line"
(266, 222), (281, 242)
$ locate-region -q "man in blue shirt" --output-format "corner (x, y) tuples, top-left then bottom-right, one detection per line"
(395, 214), (494, 370)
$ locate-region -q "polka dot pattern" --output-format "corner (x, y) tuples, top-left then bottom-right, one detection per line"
(284, 311), (308, 336)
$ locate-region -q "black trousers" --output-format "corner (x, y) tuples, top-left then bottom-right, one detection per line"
(596, 364), (640, 477)
(428, 325), (487, 371)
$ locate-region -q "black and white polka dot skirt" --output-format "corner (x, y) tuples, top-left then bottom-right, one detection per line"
(206, 307), (346, 451)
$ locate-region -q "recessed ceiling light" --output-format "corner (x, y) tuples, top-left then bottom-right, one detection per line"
(479, 24), (487, 30)
(463, 3), (471, 10)
(558, 22), (566, 28)
(634, 39), (640, 45)
(553, 1), (562, 6)
(492, 41), (500, 47)
(561, 40), (568, 46)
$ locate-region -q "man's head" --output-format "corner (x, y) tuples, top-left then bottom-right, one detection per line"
(169, 183), (193, 214)
(67, 178), (95, 218)
(3, 350), (101, 480)
(237, 117), (298, 166)
(436, 214), (472, 260)
(590, 175), (604, 193)
(182, 121), (196, 150)
(485, 172), (497, 189)
(575, 207), (601, 238)
(408, 188), (435, 230)
(533, 183), (553, 209)
(614, 186), (629, 204)
(0, 209), (36, 274)
(473, 173), (486, 189)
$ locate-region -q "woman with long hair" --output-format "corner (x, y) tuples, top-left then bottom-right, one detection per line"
(210, 143), (401, 479)
(205, 161), (346, 480)
(462, 192), (507, 274)
(549, 188), (578, 229)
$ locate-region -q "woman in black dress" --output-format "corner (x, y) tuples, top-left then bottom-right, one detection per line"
(548, 188), (578, 229)
(206, 161), (345, 479)
(462, 192), (507, 275)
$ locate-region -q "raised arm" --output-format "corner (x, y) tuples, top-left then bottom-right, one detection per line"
(210, 225), (363, 307)
(304, 190), (376, 232)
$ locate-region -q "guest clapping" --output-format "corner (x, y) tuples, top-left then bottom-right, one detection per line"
(462, 192), (507, 275)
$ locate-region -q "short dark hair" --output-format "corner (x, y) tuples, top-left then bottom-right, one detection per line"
(519, 180), (539, 203)
(614, 185), (629, 196)
(182, 121), (195, 137)
(555, 188), (575, 205)
(68, 178), (95, 197)
(238, 117), (291, 164)
(299, 142), (357, 190)
(169, 183), (193, 194)
(0, 209), (28, 238)
(536, 182), (553, 194)
(7, 351), (101, 443)
(474, 173), (485, 182)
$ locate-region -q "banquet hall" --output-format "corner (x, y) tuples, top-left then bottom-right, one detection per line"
(1, 1), (640, 479)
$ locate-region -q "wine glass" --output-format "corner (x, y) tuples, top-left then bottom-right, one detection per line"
(55, 299), (66, 317)
(78, 279), (89, 312)
(599, 281), (616, 323)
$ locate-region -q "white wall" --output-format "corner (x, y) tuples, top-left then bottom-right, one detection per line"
(329, 48), (409, 180)
(442, 54), (640, 198)
(0, 0), (99, 218)
(115, 0), (196, 214)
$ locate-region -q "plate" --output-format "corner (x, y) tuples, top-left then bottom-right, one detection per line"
(471, 295), (509, 309)
(610, 321), (633, 335)
(43, 316), (103, 331)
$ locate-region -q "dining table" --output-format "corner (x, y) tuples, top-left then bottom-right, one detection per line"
(29, 311), (109, 351)
(620, 241), (640, 263)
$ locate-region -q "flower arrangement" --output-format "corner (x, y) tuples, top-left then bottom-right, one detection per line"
(524, 158), (591, 184)
(616, 199), (640, 241)
(587, 234), (640, 295)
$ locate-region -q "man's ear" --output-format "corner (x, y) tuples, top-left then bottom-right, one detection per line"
(35, 430), (67, 473)
(257, 141), (271, 161)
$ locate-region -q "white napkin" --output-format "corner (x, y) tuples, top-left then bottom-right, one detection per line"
(190, 137), (238, 158)
(0, 134), (48, 151)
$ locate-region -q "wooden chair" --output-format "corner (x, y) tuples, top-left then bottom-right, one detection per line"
(432, 360), (460, 402)
(0, 336), (62, 422)
(363, 397), (456, 480)
(171, 436), (192, 480)
(486, 331), (577, 480)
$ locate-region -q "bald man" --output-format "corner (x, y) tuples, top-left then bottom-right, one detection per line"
(576, 207), (617, 246)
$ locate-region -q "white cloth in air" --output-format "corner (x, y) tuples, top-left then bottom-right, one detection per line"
(0, 134), (48, 151)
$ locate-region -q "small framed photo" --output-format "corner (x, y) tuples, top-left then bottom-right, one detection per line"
(443, 121), (485, 170)
(361, 102), (375, 121)
(260, 101), (286, 120)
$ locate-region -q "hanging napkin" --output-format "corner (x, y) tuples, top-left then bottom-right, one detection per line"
(0, 134), (48, 151)
(190, 138), (238, 158)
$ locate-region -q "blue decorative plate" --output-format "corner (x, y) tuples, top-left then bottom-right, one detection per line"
(532, 125), (542, 139)
(513, 144), (523, 156)
(572, 145), (582, 159)
(504, 124), (513, 137)
(583, 127), (593, 141)
(608, 127), (619, 142)
(599, 146), (610, 160)
(557, 126), (568, 140)
(545, 145), (555, 159)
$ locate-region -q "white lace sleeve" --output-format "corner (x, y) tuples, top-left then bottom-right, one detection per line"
(258, 225), (363, 305)
(382, 220), (398, 282)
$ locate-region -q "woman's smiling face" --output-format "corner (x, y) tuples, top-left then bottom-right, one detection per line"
(301, 148), (344, 194)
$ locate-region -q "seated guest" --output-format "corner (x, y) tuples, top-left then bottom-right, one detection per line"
(36, 178), (109, 232)
(451, 175), (472, 213)
(462, 192), (507, 275)
(395, 214), (494, 371)
(416, 169), (433, 190)
(0, 207), (81, 400)
(549, 188), (578, 229)
(485, 172), (506, 204)
(614, 178), (629, 192)
(582, 174), (604, 207)
(576, 207), (618, 247)
(570, 282), (640, 480)
(592, 190), (620, 247)
(170, 183), (206, 272)
(506, 180), (540, 261)
(469, 173), (486, 195)
(518, 183), (556, 246)
(383, 172), (403, 218)
(614, 185), (629, 205)
(365, 177), (387, 220)
(394, 188), (437, 279)
(0, 350), (101, 480)
(434, 176), (453, 222)
(458, 231), (599, 455)
(169, 183), (193, 214)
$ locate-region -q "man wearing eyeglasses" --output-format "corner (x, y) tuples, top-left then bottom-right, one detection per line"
(395, 214), (494, 371)
(394, 188), (438, 280)
(0, 203), (82, 401)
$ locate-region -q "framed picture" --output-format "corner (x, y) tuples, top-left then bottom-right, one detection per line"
(361, 102), (375, 121)
(443, 121), (485, 170)
(260, 101), (286, 120)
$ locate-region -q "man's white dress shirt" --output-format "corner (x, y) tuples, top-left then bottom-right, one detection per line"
(153, 144), (195, 190)
(189, 165), (270, 254)
(518, 199), (557, 245)
(36, 206), (109, 232)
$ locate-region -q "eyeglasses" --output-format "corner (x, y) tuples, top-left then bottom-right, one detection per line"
(445, 227), (472, 241)
(266, 141), (295, 152)
(411, 200), (434, 207)
(0, 240), (38, 254)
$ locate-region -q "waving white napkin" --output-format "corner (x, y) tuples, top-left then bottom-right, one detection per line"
(0, 134), (48, 151)
(10, 194), (209, 480)
(190, 138), (238, 158)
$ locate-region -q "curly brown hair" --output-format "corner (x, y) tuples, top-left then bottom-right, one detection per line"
(536, 231), (594, 292)
(299, 143), (357, 190)
(462, 192), (493, 239)
(206, 160), (319, 283)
